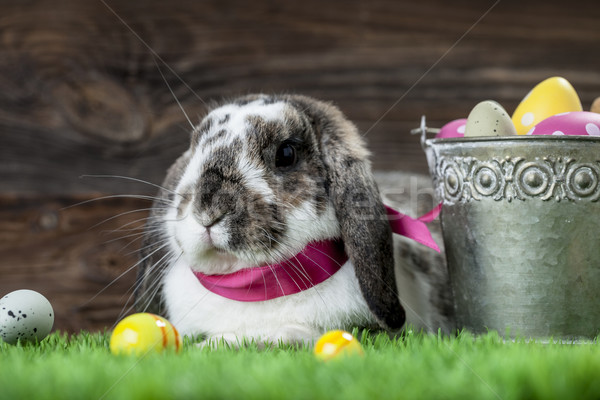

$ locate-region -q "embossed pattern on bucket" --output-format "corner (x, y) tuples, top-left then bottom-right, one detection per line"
(424, 135), (600, 339)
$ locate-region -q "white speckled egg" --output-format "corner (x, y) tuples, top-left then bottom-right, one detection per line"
(0, 290), (54, 344)
(465, 100), (517, 137)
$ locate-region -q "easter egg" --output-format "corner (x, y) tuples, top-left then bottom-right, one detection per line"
(0, 289), (54, 344)
(526, 111), (600, 137)
(436, 118), (466, 139)
(464, 100), (516, 137)
(512, 77), (583, 135)
(313, 330), (364, 361)
(110, 313), (182, 356)
(591, 97), (600, 114)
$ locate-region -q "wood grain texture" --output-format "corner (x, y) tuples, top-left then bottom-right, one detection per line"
(0, 196), (148, 332)
(1, 0), (599, 194)
(1, 0), (599, 332)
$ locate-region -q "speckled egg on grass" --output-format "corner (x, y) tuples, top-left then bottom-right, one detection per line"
(0, 289), (54, 344)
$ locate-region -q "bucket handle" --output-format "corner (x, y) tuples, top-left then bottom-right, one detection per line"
(410, 116), (440, 150)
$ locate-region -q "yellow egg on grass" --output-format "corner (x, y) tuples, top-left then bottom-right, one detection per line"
(512, 76), (582, 135)
(314, 330), (364, 361)
(110, 313), (182, 356)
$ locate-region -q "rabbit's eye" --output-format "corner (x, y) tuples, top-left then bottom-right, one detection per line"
(275, 142), (297, 169)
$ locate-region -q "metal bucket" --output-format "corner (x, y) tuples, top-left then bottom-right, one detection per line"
(418, 119), (600, 339)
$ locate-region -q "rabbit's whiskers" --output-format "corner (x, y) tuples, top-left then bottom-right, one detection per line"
(65, 174), (184, 323)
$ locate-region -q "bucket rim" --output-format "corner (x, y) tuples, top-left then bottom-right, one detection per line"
(426, 135), (600, 145)
(412, 115), (600, 150)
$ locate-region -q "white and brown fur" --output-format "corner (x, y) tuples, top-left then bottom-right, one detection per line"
(135, 94), (453, 345)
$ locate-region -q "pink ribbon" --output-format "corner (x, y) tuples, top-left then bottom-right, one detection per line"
(194, 239), (347, 302)
(193, 204), (441, 302)
(385, 203), (441, 252)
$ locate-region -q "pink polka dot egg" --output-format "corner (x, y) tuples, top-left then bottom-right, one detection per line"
(436, 118), (466, 139)
(526, 111), (600, 137)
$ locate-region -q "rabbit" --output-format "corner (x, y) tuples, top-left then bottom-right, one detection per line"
(134, 94), (453, 346)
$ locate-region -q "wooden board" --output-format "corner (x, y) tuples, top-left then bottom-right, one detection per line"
(0, 196), (147, 332)
(1, 0), (599, 332)
(1, 0), (599, 194)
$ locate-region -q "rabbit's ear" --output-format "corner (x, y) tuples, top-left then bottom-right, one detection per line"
(288, 96), (405, 331)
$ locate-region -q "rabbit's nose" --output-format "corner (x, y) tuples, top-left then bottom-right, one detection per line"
(197, 211), (226, 228)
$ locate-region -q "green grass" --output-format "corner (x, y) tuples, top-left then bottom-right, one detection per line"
(1, 329), (600, 400)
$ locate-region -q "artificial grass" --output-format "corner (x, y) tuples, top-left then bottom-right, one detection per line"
(1, 329), (599, 400)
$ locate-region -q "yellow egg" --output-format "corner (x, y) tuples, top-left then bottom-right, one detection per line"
(313, 330), (364, 361)
(109, 313), (182, 356)
(512, 77), (582, 135)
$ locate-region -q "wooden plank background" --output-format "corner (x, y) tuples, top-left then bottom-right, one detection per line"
(1, 0), (599, 332)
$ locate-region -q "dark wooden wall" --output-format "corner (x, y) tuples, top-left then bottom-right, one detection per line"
(1, 0), (599, 332)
